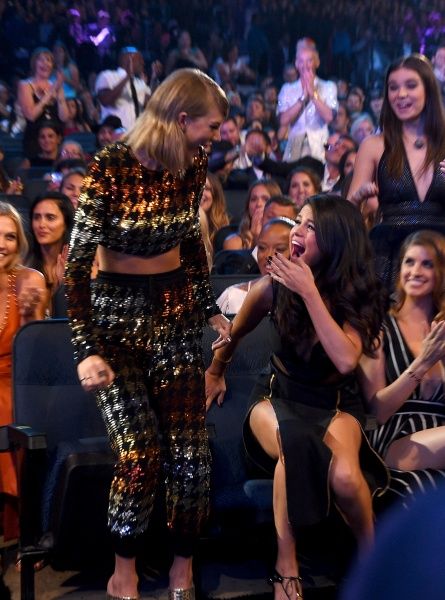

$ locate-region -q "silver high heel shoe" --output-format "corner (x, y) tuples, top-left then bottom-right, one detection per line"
(168, 586), (195, 600)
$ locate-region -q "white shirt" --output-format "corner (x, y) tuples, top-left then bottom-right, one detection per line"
(95, 67), (151, 131)
(216, 281), (254, 315)
(277, 77), (338, 163)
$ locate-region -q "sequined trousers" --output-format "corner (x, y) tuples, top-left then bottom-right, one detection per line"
(91, 267), (211, 558)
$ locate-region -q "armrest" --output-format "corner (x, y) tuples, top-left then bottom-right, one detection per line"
(7, 424), (47, 450)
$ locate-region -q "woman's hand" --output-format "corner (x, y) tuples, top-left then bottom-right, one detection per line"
(250, 205), (264, 241)
(77, 355), (115, 392)
(208, 313), (232, 350)
(55, 244), (69, 288)
(205, 369), (226, 410)
(350, 182), (379, 205)
(419, 320), (445, 368)
(17, 285), (45, 319)
(266, 252), (315, 297)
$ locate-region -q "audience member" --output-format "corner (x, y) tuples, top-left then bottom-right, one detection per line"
(0, 201), (46, 541)
(350, 113), (375, 146)
(165, 30), (208, 75)
(60, 167), (85, 210)
(95, 46), (151, 131)
(63, 98), (92, 135)
(200, 172), (230, 250)
(285, 166), (322, 209)
(20, 121), (63, 169)
(223, 179), (282, 250)
(94, 115), (125, 149)
(349, 54), (445, 291)
(206, 195), (388, 600)
(278, 38), (337, 163)
(216, 217), (295, 314)
(359, 230), (445, 501)
(322, 132), (357, 191)
(26, 191), (75, 316)
(18, 47), (69, 159)
(330, 100), (351, 135)
(51, 40), (81, 100)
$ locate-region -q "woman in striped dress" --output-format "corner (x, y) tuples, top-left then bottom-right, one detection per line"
(359, 229), (445, 507)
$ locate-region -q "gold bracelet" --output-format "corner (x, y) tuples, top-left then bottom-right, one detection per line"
(406, 369), (422, 384)
(213, 355), (232, 365)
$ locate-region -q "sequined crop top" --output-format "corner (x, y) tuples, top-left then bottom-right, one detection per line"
(65, 142), (219, 362)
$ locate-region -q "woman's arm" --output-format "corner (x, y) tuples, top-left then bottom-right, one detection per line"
(359, 321), (445, 424)
(347, 135), (382, 207)
(17, 80), (54, 122)
(267, 253), (362, 373)
(205, 276), (272, 408)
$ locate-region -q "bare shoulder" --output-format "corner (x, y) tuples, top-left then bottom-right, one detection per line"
(360, 133), (384, 158)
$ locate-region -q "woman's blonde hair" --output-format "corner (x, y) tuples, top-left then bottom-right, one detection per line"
(125, 68), (229, 174)
(0, 201), (28, 269)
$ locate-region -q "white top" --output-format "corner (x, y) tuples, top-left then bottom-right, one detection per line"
(277, 77), (338, 163)
(95, 67), (151, 131)
(216, 280), (254, 315)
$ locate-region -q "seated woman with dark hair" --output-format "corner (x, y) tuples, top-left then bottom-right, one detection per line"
(26, 191), (75, 316)
(217, 216), (295, 314)
(20, 121), (63, 169)
(207, 195), (389, 600)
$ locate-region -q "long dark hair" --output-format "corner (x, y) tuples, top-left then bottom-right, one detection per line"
(275, 195), (386, 358)
(27, 192), (75, 274)
(380, 54), (445, 178)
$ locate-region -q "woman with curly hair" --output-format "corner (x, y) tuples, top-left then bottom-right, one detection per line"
(359, 230), (445, 503)
(223, 179), (282, 250)
(206, 195), (389, 600)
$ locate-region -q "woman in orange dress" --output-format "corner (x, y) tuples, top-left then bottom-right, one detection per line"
(0, 201), (46, 540)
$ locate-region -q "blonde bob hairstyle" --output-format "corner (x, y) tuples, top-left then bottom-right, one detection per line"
(0, 201), (29, 269)
(125, 68), (229, 174)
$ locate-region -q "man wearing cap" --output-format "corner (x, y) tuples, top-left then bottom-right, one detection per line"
(95, 47), (151, 131)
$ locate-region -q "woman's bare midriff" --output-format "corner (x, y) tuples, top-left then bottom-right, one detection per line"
(97, 245), (181, 274)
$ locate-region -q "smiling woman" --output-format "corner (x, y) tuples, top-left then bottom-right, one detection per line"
(0, 201), (46, 543)
(64, 68), (230, 600)
(348, 53), (445, 291)
(359, 229), (445, 504)
(206, 195), (389, 600)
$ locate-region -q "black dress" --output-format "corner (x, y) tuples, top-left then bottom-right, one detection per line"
(243, 316), (389, 533)
(370, 150), (445, 291)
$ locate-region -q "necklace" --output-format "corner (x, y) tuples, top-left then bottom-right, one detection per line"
(414, 137), (425, 149)
(0, 270), (17, 338)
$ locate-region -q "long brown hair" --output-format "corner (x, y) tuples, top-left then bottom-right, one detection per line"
(391, 230), (445, 319)
(381, 54), (445, 178)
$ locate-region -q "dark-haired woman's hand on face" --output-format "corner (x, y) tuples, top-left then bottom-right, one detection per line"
(266, 252), (315, 297)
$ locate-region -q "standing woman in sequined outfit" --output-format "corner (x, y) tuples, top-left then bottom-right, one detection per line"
(348, 54), (445, 292)
(64, 68), (231, 600)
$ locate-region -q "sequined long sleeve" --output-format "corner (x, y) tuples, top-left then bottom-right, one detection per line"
(65, 150), (109, 363)
(180, 209), (220, 323)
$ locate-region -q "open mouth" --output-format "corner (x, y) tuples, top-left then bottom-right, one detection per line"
(291, 240), (305, 258)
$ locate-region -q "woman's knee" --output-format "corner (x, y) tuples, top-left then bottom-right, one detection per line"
(330, 458), (364, 499)
(249, 401), (280, 459)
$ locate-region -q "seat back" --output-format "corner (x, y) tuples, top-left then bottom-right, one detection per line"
(13, 319), (106, 447)
(12, 319), (113, 569)
(212, 249), (260, 275)
(210, 273), (259, 300)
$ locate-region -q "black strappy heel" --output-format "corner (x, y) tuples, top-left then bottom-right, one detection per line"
(268, 569), (303, 599)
